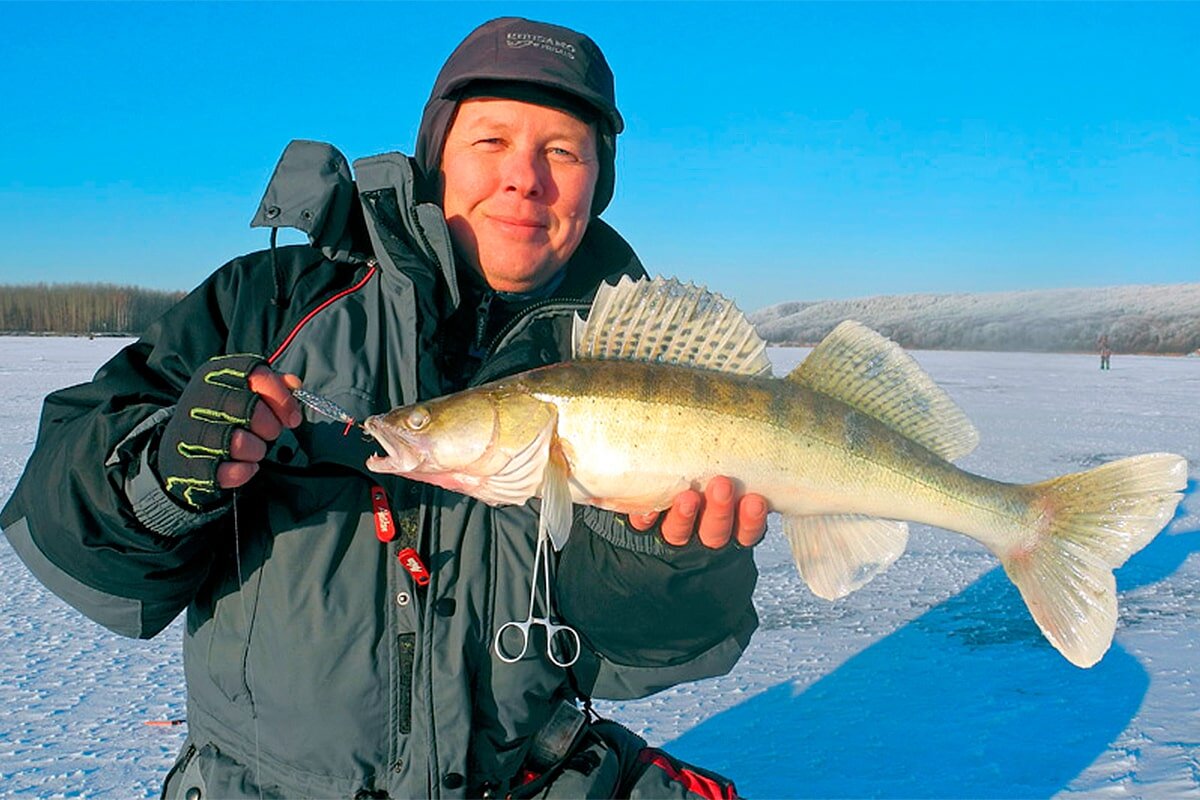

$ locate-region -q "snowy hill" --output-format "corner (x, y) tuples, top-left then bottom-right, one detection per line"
(750, 283), (1200, 354)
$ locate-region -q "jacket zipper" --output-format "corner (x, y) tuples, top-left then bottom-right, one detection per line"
(469, 298), (590, 388)
(469, 290), (496, 361)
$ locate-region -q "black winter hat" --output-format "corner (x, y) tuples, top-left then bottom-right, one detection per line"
(415, 17), (622, 215)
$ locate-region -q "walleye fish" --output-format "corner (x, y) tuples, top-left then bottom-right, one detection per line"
(363, 277), (1187, 668)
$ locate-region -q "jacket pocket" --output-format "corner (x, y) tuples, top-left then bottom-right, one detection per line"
(199, 526), (267, 706)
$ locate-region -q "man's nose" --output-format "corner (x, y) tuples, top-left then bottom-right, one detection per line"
(500, 149), (545, 198)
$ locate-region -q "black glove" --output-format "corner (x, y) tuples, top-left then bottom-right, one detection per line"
(157, 353), (266, 510)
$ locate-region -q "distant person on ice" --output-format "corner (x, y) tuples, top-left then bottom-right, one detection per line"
(0, 17), (767, 799)
(1099, 334), (1113, 370)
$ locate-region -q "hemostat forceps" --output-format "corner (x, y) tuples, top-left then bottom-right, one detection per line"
(494, 531), (581, 668)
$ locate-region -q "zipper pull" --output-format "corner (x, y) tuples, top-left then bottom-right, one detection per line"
(469, 290), (495, 360)
(371, 486), (396, 543)
(376, 484), (430, 586)
(397, 547), (431, 587)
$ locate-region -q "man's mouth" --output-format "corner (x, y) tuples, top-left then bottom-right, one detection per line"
(487, 214), (548, 237)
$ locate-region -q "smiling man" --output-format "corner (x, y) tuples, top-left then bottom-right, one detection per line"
(439, 96), (599, 293)
(2, 17), (764, 798)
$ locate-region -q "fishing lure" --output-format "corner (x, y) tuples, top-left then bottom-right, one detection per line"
(292, 388), (364, 435)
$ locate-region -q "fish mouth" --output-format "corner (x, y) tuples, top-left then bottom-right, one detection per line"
(362, 415), (425, 474)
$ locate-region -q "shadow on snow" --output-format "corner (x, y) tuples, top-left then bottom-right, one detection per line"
(667, 481), (1198, 799)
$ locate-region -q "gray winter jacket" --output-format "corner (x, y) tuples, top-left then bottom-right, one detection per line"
(1, 142), (758, 798)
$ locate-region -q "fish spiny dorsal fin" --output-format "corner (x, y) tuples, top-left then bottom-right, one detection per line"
(572, 276), (773, 376)
(790, 320), (979, 461)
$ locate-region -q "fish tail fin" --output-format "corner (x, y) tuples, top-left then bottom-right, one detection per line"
(1000, 453), (1187, 667)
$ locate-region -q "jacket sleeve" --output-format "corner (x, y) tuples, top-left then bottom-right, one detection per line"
(556, 506), (759, 700)
(0, 256), (284, 639)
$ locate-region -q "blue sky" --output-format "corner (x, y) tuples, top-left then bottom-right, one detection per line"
(1, 2), (1196, 311)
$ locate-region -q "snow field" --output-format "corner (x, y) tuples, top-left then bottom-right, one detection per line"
(1, 338), (1197, 798)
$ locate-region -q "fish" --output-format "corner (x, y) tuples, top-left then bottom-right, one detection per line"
(362, 276), (1188, 668)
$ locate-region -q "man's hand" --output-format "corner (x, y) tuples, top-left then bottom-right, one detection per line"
(157, 355), (302, 509)
(627, 476), (768, 549)
(218, 368), (303, 488)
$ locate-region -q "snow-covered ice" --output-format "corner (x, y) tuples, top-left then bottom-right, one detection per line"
(1, 337), (1197, 798)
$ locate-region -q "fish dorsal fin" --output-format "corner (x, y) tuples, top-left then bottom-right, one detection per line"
(791, 320), (979, 461)
(572, 276), (773, 376)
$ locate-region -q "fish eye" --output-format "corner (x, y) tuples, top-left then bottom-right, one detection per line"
(405, 407), (431, 431)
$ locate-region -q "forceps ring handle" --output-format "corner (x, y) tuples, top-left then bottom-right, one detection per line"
(493, 620), (581, 667)
(544, 624), (581, 668)
(494, 620), (533, 664)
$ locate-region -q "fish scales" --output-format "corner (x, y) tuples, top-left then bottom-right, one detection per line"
(361, 276), (1187, 668)
(513, 359), (1024, 538)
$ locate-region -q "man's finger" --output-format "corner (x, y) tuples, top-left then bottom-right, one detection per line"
(228, 429), (268, 465)
(627, 511), (660, 532)
(247, 367), (302, 428)
(248, 399), (283, 443)
(696, 477), (736, 549)
(660, 490), (701, 546)
(217, 461), (259, 489)
(735, 494), (769, 548)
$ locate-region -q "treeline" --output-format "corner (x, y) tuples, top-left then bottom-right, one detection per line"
(750, 283), (1200, 355)
(0, 283), (186, 335)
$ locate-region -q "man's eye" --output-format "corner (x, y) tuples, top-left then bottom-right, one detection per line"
(473, 138), (505, 150)
(547, 147), (579, 162)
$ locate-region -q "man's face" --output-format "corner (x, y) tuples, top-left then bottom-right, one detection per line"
(440, 97), (599, 293)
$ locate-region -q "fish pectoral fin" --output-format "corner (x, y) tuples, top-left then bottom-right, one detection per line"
(467, 412), (558, 508)
(539, 442), (574, 551)
(784, 514), (909, 600)
(789, 321), (979, 461)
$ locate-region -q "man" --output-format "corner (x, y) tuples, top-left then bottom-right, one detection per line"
(1, 17), (766, 798)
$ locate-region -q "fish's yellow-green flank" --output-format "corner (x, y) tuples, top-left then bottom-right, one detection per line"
(363, 276), (1188, 669)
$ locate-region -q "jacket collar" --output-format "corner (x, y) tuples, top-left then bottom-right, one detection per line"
(251, 139), (644, 314)
(354, 151), (462, 309)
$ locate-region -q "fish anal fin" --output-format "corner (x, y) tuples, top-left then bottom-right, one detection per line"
(572, 276), (772, 376)
(790, 320), (979, 461)
(784, 514), (909, 600)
